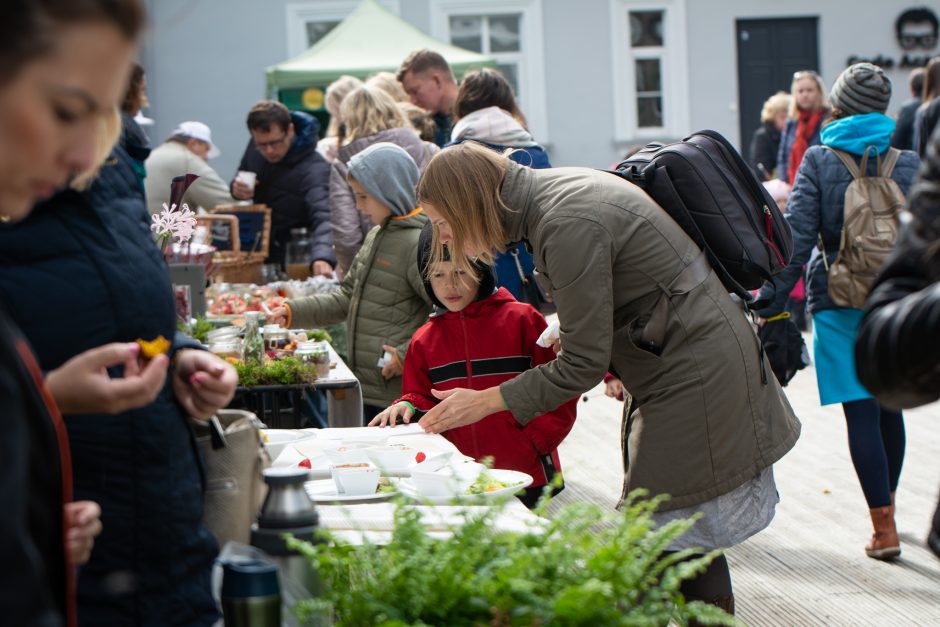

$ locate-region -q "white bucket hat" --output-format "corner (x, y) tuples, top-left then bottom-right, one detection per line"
(171, 121), (221, 159)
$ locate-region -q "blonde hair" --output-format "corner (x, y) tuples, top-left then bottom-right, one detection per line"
(324, 74), (363, 137)
(366, 71), (408, 103)
(760, 91), (792, 123)
(397, 101), (436, 142)
(417, 142), (509, 278)
(788, 70), (829, 118)
(340, 85), (411, 143)
(71, 108), (121, 191)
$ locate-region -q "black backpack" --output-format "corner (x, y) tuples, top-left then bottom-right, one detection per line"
(610, 130), (793, 303)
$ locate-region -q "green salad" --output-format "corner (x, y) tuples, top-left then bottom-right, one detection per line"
(465, 473), (524, 495)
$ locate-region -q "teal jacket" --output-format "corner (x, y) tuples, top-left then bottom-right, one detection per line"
(287, 210), (432, 406)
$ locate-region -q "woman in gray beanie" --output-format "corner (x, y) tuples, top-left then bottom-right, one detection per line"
(756, 62), (921, 560)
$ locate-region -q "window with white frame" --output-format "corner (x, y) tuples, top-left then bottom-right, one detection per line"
(285, 1), (400, 58)
(431, 0), (548, 142)
(610, 0), (689, 141)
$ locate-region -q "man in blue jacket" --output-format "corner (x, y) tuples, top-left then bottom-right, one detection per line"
(232, 100), (335, 273)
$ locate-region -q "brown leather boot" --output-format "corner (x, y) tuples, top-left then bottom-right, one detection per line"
(865, 505), (901, 560)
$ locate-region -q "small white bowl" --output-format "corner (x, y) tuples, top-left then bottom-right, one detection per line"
(410, 459), (483, 497)
(331, 462), (380, 495)
(260, 429), (316, 461)
(366, 445), (416, 472)
(323, 443), (372, 467)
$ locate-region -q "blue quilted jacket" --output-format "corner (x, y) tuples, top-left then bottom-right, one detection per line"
(0, 144), (218, 626)
(757, 114), (921, 317)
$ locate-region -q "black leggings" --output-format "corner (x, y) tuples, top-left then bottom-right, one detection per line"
(663, 552), (733, 610)
(842, 399), (905, 509)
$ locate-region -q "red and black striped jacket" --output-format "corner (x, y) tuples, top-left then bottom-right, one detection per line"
(398, 288), (577, 485)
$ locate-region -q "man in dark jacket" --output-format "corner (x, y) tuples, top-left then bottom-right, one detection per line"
(891, 67), (924, 150)
(232, 100), (335, 272)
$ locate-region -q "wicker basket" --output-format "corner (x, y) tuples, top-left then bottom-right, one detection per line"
(207, 204), (271, 284)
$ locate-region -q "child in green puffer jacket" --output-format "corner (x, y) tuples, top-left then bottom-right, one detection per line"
(268, 142), (432, 422)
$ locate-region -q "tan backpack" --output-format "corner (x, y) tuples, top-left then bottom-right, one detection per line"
(820, 146), (905, 309)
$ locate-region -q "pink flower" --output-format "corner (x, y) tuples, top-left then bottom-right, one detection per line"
(151, 202), (198, 252)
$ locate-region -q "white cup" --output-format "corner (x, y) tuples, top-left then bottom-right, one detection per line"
(236, 170), (257, 191)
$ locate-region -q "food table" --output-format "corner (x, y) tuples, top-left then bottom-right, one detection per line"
(265, 425), (543, 545)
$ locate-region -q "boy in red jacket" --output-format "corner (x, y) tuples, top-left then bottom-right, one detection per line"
(371, 226), (577, 507)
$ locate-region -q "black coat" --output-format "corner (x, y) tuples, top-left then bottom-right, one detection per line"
(892, 98), (921, 150)
(0, 145), (218, 626)
(749, 121), (781, 180)
(0, 306), (68, 627)
(232, 111), (334, 267)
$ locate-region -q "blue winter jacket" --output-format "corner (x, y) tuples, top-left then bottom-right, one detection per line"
(0, 145), (219, 626)
(757, 114), (920, 316)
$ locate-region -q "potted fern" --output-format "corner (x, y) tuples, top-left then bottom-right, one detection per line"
(286, 490), (737, 626)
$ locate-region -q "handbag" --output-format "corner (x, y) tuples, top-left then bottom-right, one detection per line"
(511, 246), (556, 315)
(192, 409), (270, 548)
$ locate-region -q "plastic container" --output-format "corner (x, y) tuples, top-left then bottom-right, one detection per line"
(284, 228), (313, 281)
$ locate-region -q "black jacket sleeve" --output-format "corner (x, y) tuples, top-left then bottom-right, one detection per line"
(229, 140), (255, 196)
(855, 212), (940, 410)
(749, 126), (775, 180)
(856, 135), (940, 410)
(305, 158), (336, 267)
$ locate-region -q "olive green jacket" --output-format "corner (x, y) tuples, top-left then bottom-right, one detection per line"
(497, 162), (801, 511)
(287, 210), (432, 407)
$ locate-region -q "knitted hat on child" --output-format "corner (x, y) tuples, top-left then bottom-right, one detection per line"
(829, 62), (892, 116)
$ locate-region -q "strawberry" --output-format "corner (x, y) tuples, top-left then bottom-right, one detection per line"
(414, 452), (426, 464)
(298, 458), (312, 469)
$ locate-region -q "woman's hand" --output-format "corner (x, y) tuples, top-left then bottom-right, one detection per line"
(368, 402), (414, 427)
(64, 500), (102, 565)
(380, 344), (402, 380)
(45, 342), (168, 414)
(172, 349), (238, 420)
(267, 306), (289, 326)
(418, 387), (505, 434)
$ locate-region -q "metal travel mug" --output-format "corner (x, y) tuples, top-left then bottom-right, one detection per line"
(221, 559), (281, 627)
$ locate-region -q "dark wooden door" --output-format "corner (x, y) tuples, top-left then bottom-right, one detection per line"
(737, 17), (819, 161)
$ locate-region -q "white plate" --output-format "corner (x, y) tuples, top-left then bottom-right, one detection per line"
(397, 469), (533, 504)
(304, 478), (397, 503)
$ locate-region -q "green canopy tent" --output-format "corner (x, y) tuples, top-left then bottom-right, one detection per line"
(266, 0), (495, 124)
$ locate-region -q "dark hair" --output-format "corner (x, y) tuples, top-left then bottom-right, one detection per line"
(397, 49), (453, 83)
(121, 62), (145, 114)
(896, 7), (939, 44)
(453, 68), (527, 128)
(911, 67), (926, 96)
(246, 99), (292, 133)
(0, 0), (146, 85)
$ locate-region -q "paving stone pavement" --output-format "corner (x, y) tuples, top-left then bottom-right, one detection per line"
(548, 336), (940, 626)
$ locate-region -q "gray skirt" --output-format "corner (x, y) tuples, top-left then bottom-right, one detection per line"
(651, 465), (779, 551)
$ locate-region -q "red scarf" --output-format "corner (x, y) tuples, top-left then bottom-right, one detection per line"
(788, 109), (822, 185)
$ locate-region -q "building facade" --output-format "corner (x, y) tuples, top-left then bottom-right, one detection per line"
(141, 0), (935, 178)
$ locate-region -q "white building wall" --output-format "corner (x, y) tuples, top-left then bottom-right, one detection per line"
(686, 0), (924, 151)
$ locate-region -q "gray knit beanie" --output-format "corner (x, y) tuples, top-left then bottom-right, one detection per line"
(829, 62), (892, 116)
(347, 142), (419, 217)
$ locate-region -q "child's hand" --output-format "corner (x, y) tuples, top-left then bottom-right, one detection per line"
(380, 344), (402, 380)
(369, 402), (414, 427)
(604, 377), (624, 401)
(267, 306), (289, 326)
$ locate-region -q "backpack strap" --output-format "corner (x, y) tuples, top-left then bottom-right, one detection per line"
(822, 146), (862, 179)
(880, 148), (901, 178)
